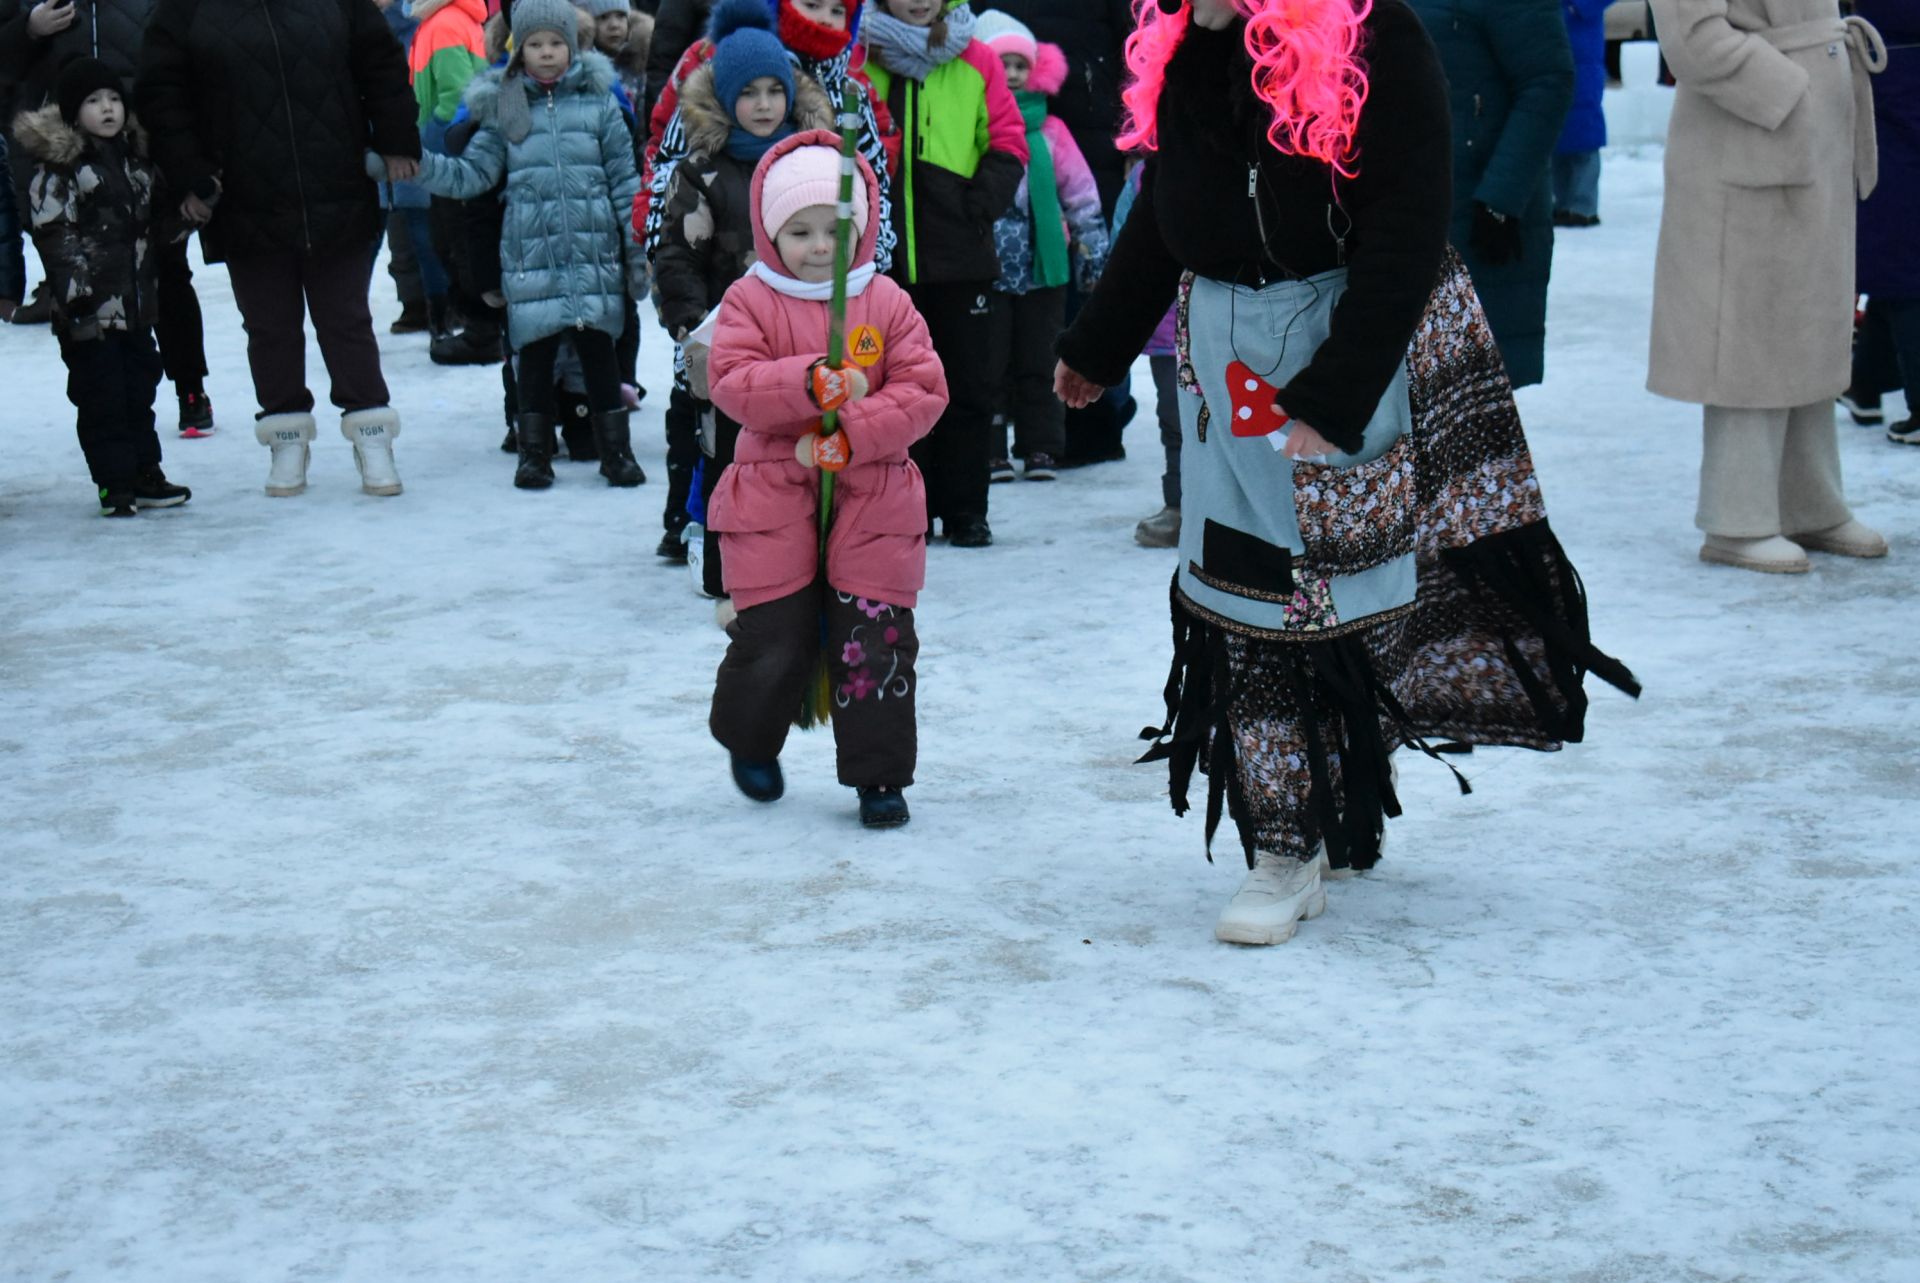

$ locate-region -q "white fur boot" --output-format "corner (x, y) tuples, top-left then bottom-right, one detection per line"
(254, 411), (316, 497)
(1215, 851), (1325, 946)
(342, 407), (403, 496)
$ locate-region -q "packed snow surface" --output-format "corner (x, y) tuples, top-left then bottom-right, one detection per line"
(3, 151), (1917, 1282)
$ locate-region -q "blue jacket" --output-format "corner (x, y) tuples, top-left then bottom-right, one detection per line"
(412, 51), (645, 348)
(1857, 0), (1920, 299)
(1407, 0), (1573, 388)
(1555, 0), (1611, 154)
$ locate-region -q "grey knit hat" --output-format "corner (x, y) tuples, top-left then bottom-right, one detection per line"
(582, 0), (628, 15)
(511, 0), (580, 52)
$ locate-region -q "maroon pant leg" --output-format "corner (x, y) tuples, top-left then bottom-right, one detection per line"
(300, 242), (391, 412)
(710, 587), (821, 764)
(224, 250), (313, 416)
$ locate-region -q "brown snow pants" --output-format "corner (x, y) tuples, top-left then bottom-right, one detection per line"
(710, 583), (918, 789)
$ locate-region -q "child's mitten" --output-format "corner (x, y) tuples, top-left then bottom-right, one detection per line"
(794, 428), (852, 472)
(808, 362), (869, 411)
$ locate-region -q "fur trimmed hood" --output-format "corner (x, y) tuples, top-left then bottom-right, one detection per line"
(12, 102), (149, 167)
(462, 47), (620, 126)
(677, 60), (832, 158)
(1029, 42), (1069, 97)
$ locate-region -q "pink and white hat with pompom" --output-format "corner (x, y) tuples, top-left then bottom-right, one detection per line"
(974, 10), (1037, 66)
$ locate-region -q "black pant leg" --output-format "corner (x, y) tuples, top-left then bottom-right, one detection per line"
(1150, 353), (1182, 508)
(154, 237), (208, 393)
(515, 334), (562, 416)
(709, 585), (821, 763)
(663, 383), (700, 534)
(1010, 286), (1067, 458)
(63, 334), (141, 489)
(299, 242), (391, 412)
(121, 329), (165, 471)
(572, 328), (624, 411)
(985, 290), (1014, 460)
(617, 297), (641, 384)
(907, 281), (995, 527)
(824, 589), (918, 789)
(701, 409), (741, 597)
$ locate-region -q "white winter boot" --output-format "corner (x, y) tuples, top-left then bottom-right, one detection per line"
(254, 411), (317, 497)
(342, 407), (403, 496)
(1215, 851), (1325, 946)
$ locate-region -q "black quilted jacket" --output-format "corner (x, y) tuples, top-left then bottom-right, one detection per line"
(136, 0), (418, 261)
(0, 0), (157, 117)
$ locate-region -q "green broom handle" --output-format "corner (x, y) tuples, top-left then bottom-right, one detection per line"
(819, 86), (861, 555)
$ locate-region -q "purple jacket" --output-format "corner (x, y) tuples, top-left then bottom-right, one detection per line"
(1857, 0), (1920, 298)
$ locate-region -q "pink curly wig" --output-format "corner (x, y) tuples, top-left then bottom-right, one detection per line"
(1117, 0), (1373, 178)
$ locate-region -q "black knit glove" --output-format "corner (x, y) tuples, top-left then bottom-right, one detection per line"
(1469, 201), (1523, 266)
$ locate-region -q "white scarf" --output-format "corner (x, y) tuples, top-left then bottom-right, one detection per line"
(746, 259), (878, 300)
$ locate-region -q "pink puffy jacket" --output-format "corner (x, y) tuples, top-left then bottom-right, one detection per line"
(706, 131), (950, 612)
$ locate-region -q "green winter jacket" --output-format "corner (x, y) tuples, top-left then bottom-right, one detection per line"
(411, 51), (645, 349)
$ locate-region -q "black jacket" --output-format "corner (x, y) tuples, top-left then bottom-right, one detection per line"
(982, 0), (1132, 215)
(136, 0), (418, 261)
(642, 0), (710, 126)
(1055, 1), (1451, 454)
(0, 0), (155, 122)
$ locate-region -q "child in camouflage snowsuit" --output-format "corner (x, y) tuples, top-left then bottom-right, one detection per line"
(17, 58), (190, 516)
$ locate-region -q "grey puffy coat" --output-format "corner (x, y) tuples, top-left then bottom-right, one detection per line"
(415, 50), (644, 349)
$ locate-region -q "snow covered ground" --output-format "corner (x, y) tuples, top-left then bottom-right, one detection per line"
(3, 150), (1917, 1282)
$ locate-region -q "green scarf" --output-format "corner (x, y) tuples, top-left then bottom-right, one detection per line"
(1019, 91), (1068, 289)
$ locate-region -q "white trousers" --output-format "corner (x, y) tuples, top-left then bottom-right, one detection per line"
(1696, 402), (1852, 538)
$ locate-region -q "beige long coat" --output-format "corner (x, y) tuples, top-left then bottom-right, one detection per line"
(1647, 0), (1884, 408)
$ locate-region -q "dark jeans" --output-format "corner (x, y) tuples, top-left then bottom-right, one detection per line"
(905, 280), (995, 528)
(710, 582), (919, 788)
(515, 329), (622, 417)
(663, 381), (701, 535)
(1850, 296), (1919, 410)
(62, 329), (164, 489)
(225, 244), (391, 416)
(155, 238), (208, 394)
(986, 285), (1067, 460)
(1149, 353), (1181, 508)
(698, 404), (741, 597)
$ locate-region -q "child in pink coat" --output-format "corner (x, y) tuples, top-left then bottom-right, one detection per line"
(706, 131), (949, 829)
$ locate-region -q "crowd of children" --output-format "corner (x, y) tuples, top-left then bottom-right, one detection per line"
(11, 0), (1128, 828)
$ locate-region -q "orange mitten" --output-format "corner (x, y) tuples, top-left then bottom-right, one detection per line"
(811, 363), (853, 412)
(812, 428), (851, 472)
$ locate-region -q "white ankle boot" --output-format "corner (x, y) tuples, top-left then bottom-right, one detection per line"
(1215, 851), (1325, 945)
(255, 411), (317, 497)
(1699, 535), (1809, 574)
(1788, 519), (1888, 559)
(342, 407), (403, 496)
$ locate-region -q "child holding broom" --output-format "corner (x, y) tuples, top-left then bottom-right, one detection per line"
(705, 128), (947, 829)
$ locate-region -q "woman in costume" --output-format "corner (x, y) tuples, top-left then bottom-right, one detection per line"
(1055, 0), (1637, 945)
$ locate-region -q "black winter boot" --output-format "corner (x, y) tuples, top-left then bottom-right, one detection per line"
(514, 413), (556, 490)
(559, 392), (598, 461)
(133, 466), (192, 508)
(430, 319), (502, 366)
(425, 296), (454, 340)
(592, 410), (645, 487)
(857, 786), (910, 828)
(731, 754), (784, 802)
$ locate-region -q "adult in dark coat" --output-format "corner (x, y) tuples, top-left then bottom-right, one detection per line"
(1849, 0), (1919, 442)
(1406, 0), (1573, 389)
(643, 0), (711, 124)
(0, 0), (213, 429)
(978, 0), (1132, 216)
(138, 0), (421, 497)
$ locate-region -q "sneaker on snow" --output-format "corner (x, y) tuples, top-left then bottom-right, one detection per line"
(989, 457), (1015, 483)
(98, 486), (137, 517)
(656, 528), (689, 562)
(1215, 852), (1325, 946)
(1888, 419), (1918, 446)
(178, 391), (215, 438)
(730, 754), (784, 802)
(1134, 505), (1180, 548)
(132, 466), (191, 508)
(1023, 452), (1058, 481)
(857, 786), (910, 829)
(1838, 392), (1884, 426)
(686, 523), (720, 598)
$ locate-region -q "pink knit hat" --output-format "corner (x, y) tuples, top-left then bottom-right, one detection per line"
(759, 144), (870, 240)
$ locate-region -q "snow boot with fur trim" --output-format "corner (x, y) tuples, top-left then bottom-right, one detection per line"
(342, 408), (403, 496)
(255, 411), (316, 497)
(1215, 851), (1325, 946)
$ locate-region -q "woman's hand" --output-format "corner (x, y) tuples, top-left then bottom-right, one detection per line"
(1053, 360), (1103, 409)
(1280, 419), (1337, 463)
(180, 193), (216, 225)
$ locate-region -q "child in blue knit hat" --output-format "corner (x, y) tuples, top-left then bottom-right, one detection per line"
(652, 0), (837, 595)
